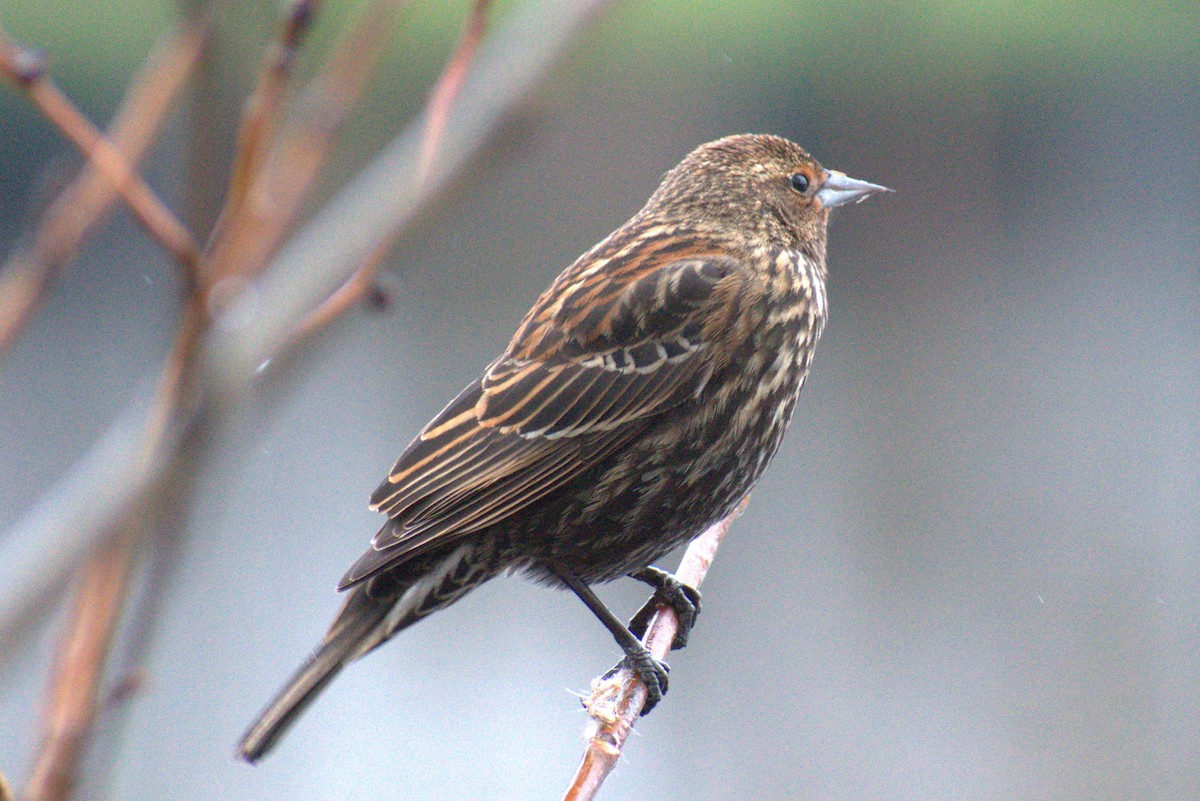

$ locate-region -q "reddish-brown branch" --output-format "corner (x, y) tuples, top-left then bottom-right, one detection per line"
(229, 0), (321, 198)
(418, 0), (493, 182)
(290, 0), (493, 342)
(561, 495), (751, 801)
(0, 20), (207, 355)
(23, 527), (140, 801)
(0, 26), (203, 280)
(204, 0), (407, 288)
(206, 0), (321, 285)
(20, 281), (208, 801)
(286, 261), (379, 343)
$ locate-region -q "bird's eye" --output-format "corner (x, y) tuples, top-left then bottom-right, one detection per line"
(790, 173), (810, 194)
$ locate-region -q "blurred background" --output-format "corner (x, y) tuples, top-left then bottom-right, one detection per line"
(1, 1), (1197, 799)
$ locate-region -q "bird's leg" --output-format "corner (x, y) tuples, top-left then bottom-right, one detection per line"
(626, 566), (702, 650)
(552, 567), (670, 715)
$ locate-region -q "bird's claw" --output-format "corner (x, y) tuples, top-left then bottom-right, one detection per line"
(628, 568), (702, 650)
(606, 646), (669, 715)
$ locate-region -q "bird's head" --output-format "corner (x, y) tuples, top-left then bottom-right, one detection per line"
(645, 133), (890, 253)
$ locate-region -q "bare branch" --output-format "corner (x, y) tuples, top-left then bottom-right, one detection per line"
(204, 0), (409, 287)
(418, 0), (493, 182)
(0, 398), (165, 660)
(0, 19), (208, 354)
(561, 495), (751, 801)
(224, 0), (321, 212)
(0, 295), (206, 661)
(24, 527), (141, 801)
(205, 0), (322, 285)
(285, 261), (379, 343)
(0, 26), (203, 279)
(203, 0), (611, 385)
(289, 0), (493, 342)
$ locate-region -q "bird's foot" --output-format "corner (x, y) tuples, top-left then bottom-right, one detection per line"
(627, 567), (702, 650)
(600, 643), (670, 715)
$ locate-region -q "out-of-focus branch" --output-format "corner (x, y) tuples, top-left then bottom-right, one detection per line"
(204, 0), (610, 385)
(0, 295), (206, 663)
(290, 0), (492, 342)
(205, 0), (321, 285)
(0, 0), (609, 659)
(0, 19), (208, 354)
(16, 284), (206, 799)
(204, 0), (409, 287)
(286, 260), (378, 343)
(0, 26), (203, 279)
(223, 0), (320, 215)
(23, 526), (141, 801)
(561, 496), (750, 801)
(0, 396), (165, 661)
(418, 0), (492, 182)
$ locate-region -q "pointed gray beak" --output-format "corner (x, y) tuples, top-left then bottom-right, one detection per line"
(817, 169), (892, 208)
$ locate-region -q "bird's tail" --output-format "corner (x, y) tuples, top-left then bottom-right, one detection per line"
(237, 543), (489, 762)
(237, 584), (393, 763)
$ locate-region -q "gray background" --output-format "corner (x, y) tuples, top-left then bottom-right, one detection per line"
(1, 2), (1197, 799)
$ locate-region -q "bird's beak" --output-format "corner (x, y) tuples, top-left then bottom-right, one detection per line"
(817, 170), (892, 208)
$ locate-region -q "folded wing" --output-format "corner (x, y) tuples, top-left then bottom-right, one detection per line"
(340, 256), (748, 588)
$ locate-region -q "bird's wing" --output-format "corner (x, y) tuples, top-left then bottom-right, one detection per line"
(478, 255), (748, 436)
(340, 255), (749, 588)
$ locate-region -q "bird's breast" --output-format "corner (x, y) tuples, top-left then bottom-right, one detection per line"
(717, 247), (827, 473)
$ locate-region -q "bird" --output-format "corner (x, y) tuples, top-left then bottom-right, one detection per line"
(237, 133), (889, 762)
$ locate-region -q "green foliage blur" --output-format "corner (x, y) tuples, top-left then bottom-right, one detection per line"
(0, 0), (1195, 261)
(3, 0), (1197, 85)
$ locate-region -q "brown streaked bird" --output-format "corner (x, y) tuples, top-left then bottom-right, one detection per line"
(238, 134), (888, 762)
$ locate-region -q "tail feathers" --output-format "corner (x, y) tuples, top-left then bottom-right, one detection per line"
(237, 587), (391, 763)
(238, 544), (491, 762)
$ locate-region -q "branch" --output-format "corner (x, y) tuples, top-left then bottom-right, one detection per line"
(204, 0), (322, 287)
(203, 0), (611, 385)
(0, 0), (609, 659)
(290, 0), (494, 341)
(13, 282), (207, 801)
(418, 0), (493, 181)
(24, 527), (141, 801)
(0, 26), (203, 279)
(204, 0), (409, 287)
(220, 0), (320, 225)
(0, 296), (206, 662)
(561, 495), (751, 801)
(0, 18), (208, 354)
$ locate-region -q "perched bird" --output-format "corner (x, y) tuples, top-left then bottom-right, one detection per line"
(238, 134), (888, 762)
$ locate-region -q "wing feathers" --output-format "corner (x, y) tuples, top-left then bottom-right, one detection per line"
(344, 255), (750, 588)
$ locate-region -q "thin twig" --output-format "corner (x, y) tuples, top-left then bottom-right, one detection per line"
(205, 0), (611, 384)
(0, 19), (208, 354)
(204, 0), (408, 288)
(0, 26), (203, 280)
(205, 0), (321, 284)
(418, 0), (493, 182)
(24, 526), (141, 801)
(289, 0), (492, 341)
(286, 260), (379, 343)
(561, 495), (751, 801)
(225, 0), (320, 210)
(19, 282), (207, 798)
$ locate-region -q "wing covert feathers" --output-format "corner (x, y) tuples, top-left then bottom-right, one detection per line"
(343, 255), (752, 587)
